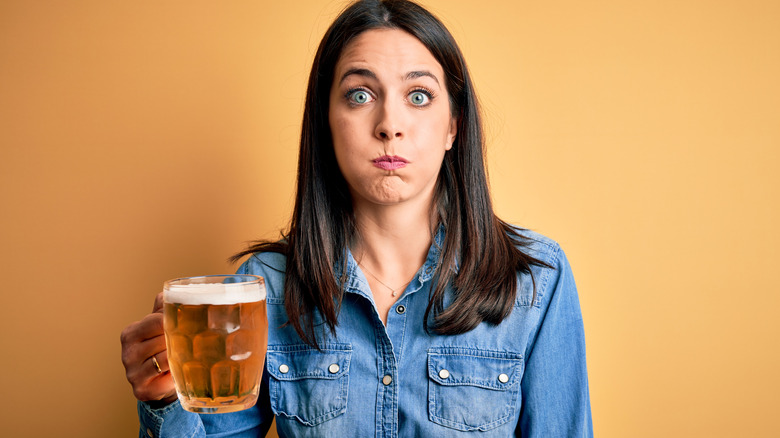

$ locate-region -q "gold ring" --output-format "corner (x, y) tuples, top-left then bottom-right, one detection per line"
(151, 354), (162, 374)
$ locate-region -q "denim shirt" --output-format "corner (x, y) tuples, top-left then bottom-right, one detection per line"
(138, 229), (593, 437)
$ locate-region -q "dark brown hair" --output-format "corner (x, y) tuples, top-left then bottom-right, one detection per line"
(232, 0), (549, 346)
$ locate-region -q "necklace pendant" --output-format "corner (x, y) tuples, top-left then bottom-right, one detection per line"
(392, 290), (398, 297)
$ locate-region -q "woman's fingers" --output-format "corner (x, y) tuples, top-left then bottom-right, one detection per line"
(148, 348), (170, 375)
(121, 310), (176, 402)
(133, 366), (177, 402)
(133, 349), (175, 401)
(123, 335), (167, 380)
(121, 312), (164, 345)
(124, 339), (176, 401)
(153, 291), (164, 313)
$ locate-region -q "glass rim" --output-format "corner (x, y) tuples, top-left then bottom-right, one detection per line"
(163, 274), (264, 289)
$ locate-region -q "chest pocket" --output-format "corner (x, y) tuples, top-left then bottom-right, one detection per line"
(267, 343), (352, 426)
(427, 347), (524, 432)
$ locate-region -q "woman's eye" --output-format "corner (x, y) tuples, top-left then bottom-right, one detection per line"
(347, 90), (372, 105)
(409, 91), (430, 106)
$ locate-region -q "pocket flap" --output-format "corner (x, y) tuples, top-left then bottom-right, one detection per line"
(267, 343), (352, 381)
(427, 348), (523, 390)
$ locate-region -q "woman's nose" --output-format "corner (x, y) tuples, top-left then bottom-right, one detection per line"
(374, 101), (404, 141)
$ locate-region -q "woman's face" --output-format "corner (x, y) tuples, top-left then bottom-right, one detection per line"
(329, 28), (457, 210)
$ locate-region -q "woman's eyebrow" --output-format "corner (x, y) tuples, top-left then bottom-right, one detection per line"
(405, 70), (440, 86)
(339, 68), (377, 84)
(338, 68), (441, 86)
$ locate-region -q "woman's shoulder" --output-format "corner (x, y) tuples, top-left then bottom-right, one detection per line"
(235, 251), (287, 301)
(242, 251), (287, 273)
(506, 225), (564, 268)
(505, 225), (578, 309)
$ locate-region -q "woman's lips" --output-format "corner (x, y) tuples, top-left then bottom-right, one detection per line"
(372, 155), (408, 170)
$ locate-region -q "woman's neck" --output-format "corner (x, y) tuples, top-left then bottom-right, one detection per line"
(351, 197), (435, 282)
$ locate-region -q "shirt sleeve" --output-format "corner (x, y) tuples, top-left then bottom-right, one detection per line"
(517, 246), (593, 437)
(137, 387), (273, 438)
(138, 399), (204, 438)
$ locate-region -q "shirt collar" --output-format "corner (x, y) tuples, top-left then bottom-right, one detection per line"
(338, 224), (447, 300)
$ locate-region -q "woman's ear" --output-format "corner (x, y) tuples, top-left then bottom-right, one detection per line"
(445, 116), (457, 150)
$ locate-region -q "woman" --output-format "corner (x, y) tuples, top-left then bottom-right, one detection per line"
(120, 0), (593, 436)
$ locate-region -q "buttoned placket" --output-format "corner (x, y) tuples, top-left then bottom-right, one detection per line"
(341, 228), (445, 438)
(376, 260), (438, 437)
(341, 255), (400, 438)
(375, 317), (397, 438)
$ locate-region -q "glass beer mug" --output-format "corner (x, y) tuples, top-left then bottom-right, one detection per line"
(163, 275), (267, 413)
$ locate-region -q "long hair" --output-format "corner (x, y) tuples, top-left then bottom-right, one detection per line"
(232, 0), (549, 347)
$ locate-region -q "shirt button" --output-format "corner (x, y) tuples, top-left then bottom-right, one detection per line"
(438, 369), (450, 379)
(279, 364), (289, 374)
(146, 428), (154, 437)
(395, 305), (406, 314)
(425, 266), (433, 274)
(328, 363), (340, 374)
(498, 373), (509, 383)
(382, 374), (393, 385)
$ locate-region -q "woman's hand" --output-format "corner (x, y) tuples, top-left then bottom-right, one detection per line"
(120, 292), (178, 407)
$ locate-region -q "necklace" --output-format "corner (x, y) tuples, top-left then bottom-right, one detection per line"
(358, 260), (411, 297)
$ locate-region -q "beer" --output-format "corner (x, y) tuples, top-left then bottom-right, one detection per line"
(163, 275), (267, 414)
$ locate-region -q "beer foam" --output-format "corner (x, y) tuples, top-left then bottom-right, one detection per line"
(164, 283), (265, 305)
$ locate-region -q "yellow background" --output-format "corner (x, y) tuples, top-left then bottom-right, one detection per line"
(1, 0), (778, 436)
